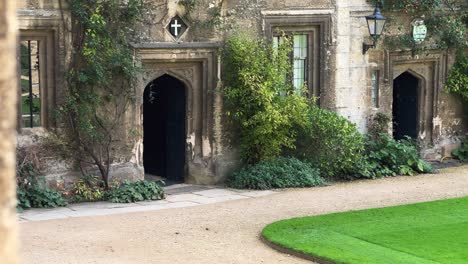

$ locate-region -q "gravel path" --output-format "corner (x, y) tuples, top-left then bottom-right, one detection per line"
(20, 165), (468, 264)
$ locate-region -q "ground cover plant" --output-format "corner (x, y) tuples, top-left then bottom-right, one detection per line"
(17, 162), (165, 210)
(106, 180), (165, 203)
(226, 157), (326, 190)
(71, 175), (106, 202)
(16, 163), (67, 211)
(71, 178), (166, 204)
(263, 196), (468, 264)
(452, 139), (468, 162)
(358, 134), (434, 178)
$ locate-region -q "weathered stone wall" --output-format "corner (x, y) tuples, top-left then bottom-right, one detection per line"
(16, 0), (467, 186)
(0, 0), (19, 262)
(16, 0), (77, 189)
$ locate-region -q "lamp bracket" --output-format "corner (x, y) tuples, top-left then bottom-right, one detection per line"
(363, 43), (374, 54)
(363, 39), (377, 54)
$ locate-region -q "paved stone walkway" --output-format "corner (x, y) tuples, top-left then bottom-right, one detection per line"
(19, 184), (276, 222)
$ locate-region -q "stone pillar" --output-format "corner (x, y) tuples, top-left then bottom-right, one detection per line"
(334, 0), (352, 117)
(0, 0), (19, 263)
(334, 0), (370, 131)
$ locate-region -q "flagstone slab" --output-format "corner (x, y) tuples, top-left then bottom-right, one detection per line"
(18, 185), (276, 222)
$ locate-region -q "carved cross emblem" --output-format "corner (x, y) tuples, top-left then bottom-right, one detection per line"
(171, 19), (182, 36)
(167, 15), (188, 40)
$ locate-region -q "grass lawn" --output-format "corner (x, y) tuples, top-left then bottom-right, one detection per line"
(262, 197), (468, 264)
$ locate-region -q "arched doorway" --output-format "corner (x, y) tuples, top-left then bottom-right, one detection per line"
(393, 72), (419, 140)
(143, 74), (186, 183)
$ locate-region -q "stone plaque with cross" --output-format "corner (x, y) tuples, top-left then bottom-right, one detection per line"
(167, 15), (188, 40)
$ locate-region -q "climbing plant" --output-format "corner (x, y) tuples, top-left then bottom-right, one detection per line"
(57, 0), (144, 189)
(445, 53), (468, 101)
(367, 0), (467, 51)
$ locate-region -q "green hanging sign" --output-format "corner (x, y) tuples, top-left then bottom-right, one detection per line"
(412, 19), (427, 44)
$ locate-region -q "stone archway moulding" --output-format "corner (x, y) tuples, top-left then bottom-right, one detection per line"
(385, 50), (448, 145)
(132, 43), (222, 184)
(393, 68), (426, 83)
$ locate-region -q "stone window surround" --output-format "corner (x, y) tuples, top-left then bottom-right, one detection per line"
(384, 50), (447, 145)
(368, 65), (382, 110)
(263, 14), (331, 104)
(18, 30), (56, 130)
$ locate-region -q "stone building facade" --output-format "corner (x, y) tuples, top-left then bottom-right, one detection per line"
(16, 0), (467, 187)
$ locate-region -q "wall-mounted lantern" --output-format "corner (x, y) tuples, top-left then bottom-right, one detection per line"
(363, 3), (387, 54)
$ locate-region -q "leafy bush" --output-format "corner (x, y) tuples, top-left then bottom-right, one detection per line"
(292, 106), (366, 179)
(360, 134), (434, 178)
(227, 157), (326, 190)
(223, 33), (310, 164)
(452, 139), (468, 162)
(16, 163), (67, 211)
(106, 180), (165, 203)
(445, 54), (468, 101)
(72, 175), (105, 202)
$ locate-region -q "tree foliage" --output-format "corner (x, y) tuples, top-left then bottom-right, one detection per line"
(223, 33), (310, 164)
(58, 0), (144, 188)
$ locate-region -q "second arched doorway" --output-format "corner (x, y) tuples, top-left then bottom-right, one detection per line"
(143, 74), (186, 183)
(393, 72), (420, 140)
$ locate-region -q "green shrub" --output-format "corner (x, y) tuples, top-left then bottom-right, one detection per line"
(292, 106), (366, 179)
(360, 134), (434, 178)
(223, 33), (310, 164)
(16, 163), (67, 211)
(227, 157), (326, 190)
(452, 139), (468, 162)
(106, 180), (165, 203)
(72, 175), (105, 202)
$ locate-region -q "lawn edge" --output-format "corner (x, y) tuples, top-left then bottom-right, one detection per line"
(260, 233), (336, 264)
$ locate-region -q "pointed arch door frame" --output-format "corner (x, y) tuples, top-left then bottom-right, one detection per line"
(133, 44), (221, 184)
(384, 50), (447, 145)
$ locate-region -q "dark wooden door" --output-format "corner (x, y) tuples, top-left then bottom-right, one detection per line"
(393, 72), (419, 140)
(164, 77), (186, 183)
(143, 75), (186, 183)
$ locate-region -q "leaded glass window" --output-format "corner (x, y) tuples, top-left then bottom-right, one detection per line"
(293, 35), (308, 91)
(20, 40), (41, 128)
(273, 34), (309, 93)
(371, 70), (379, 108)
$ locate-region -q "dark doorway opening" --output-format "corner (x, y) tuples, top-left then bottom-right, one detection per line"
(393, 72), (419, 140)
(143, 74), (186, 183)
